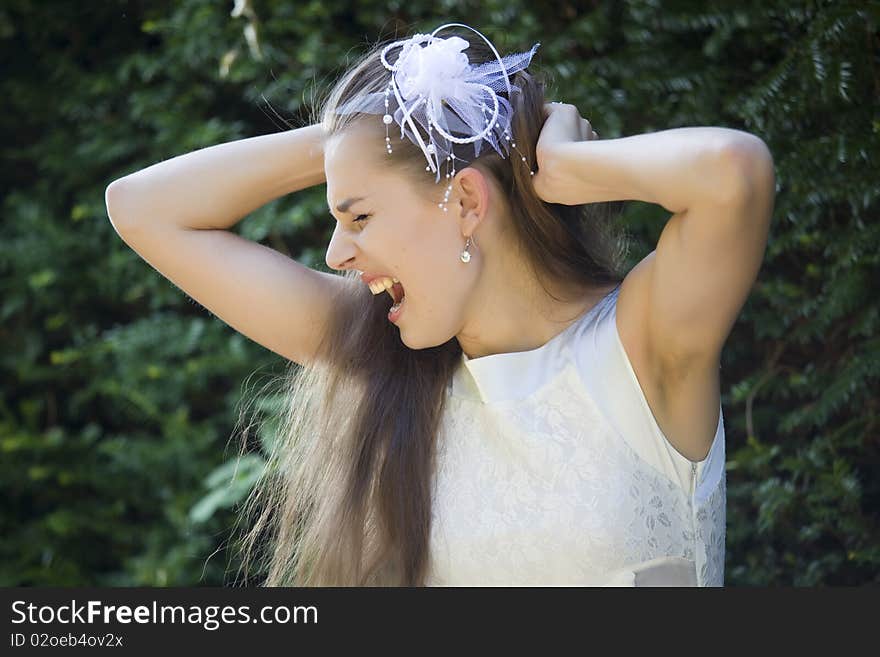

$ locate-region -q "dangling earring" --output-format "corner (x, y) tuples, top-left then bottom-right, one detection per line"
(460, 235), (475, 263)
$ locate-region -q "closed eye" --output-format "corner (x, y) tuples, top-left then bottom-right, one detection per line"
(353, 214), (371, 223)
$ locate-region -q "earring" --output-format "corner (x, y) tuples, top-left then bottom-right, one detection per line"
(460, 236), (474, 263)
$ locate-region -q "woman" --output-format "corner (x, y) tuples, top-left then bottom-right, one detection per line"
(105, 23), (775, 586)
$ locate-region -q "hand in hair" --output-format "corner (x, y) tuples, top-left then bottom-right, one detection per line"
(532, 102), (600, 205)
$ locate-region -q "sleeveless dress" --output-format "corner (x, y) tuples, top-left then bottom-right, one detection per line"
(425, 286), (726, 586)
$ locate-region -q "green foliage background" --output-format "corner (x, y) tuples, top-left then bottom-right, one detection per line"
(2, 0), (877, 586)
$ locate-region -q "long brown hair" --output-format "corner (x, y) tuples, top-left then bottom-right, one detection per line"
(233, 27), (631, 586)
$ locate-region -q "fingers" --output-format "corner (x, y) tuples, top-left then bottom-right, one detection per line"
(543, 101), (599, 139)
(582, 117), (599, 140)
(584, 119), (598, 140)
(542, 101), (564, 118)
(579, 117), (599, 141)
(543, 100), (571, 116)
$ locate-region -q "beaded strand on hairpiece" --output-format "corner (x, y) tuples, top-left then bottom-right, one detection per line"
(372, 23), (539, 214)
(382, 90), (536, 213)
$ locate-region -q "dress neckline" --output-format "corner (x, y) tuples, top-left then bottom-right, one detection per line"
(451, 285), (620, 403)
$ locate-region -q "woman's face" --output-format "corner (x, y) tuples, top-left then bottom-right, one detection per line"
(323, 121), (486, 349)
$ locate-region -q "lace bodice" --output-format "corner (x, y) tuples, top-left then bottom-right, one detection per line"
(425, 286), (726, 586)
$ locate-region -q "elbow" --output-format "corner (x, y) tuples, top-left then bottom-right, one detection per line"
(715, 135), (776, 209)
(105, 177), (139, 233)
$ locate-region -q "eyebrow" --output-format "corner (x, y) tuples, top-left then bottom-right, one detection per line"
(334, 196), (367, 214)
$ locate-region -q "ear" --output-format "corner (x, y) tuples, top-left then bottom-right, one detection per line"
(455, 166), (491, 225)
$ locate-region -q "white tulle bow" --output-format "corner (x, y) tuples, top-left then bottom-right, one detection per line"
(337, 23), (541, 183)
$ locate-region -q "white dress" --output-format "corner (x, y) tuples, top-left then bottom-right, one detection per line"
(425, 286), (726, 586)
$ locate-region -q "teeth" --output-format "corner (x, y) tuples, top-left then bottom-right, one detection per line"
(368, 276), (396, 295)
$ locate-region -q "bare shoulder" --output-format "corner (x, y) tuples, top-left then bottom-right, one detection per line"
(615, 251), (721, 463)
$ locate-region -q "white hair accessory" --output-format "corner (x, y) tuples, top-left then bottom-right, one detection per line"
(336, 22), (541, 213)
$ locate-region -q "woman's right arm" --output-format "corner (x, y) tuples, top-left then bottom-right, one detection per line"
(105, 124), (342, 366)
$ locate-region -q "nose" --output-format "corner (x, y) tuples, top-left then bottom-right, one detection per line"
(324, 224), (358, 272)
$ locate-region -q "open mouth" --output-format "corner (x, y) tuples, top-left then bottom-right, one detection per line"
(366, 275), (406, 306)
(389, 283), (406, 315)
(390, 281), (405, 305)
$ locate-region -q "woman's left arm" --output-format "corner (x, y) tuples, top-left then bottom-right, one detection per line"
(538, 116), (776, 376)
(538, 124), (768, 211)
